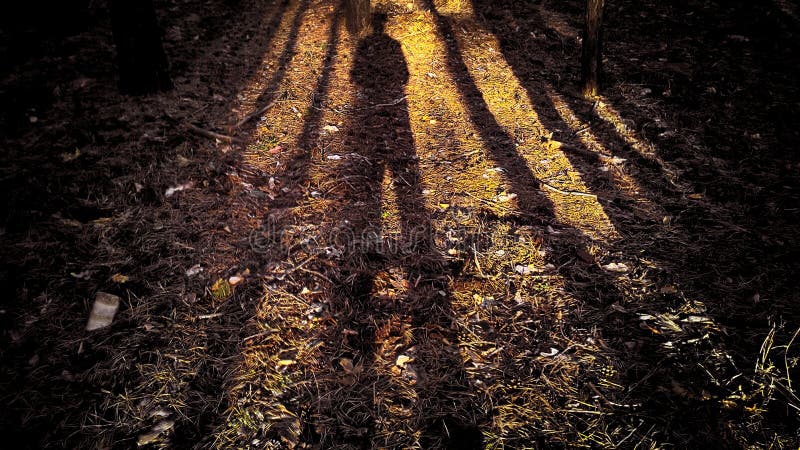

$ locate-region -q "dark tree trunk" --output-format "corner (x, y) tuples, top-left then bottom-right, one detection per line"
(580, 0), (604, 98)
(110, 0), (172, 95)
(345, 0), (370, 36)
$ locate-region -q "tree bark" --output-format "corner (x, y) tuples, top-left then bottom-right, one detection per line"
(110, 0), (172, 95)
(345, 0), (371, 36)
(580, 0), (605, 98)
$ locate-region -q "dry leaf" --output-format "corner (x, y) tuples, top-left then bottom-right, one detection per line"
(111, 273), (129, 283)
(211, 278), (232, 300)
(152, 420), (175, 433)
(176, 155), (191, 167)
(540, 347), (559, 357)
(660, 285), (678, 294)
(395, 354), (412, 368)
(86, 292), (121, 331)
(61, 149), (81, 162)
(601, 262), (629, 273)
(496, 192), (517, 202)
(137, 432), (161, 446)
(165, 182), (193, 197)
(339, 357), (354, 374)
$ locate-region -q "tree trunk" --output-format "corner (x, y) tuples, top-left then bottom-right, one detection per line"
(580, 0), (604, 98)
(110, 0), (172, 95)
(345, 0), (370, 36)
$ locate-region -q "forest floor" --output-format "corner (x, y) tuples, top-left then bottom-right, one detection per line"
(1, 0), (799, 448)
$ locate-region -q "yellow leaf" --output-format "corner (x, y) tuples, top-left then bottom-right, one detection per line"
(61, 149), (81, 162)
(211, 278), (232, 300)
(111, 273), (129, 283)
(744, 404), (764, 414)
(395, 354), (412, 368)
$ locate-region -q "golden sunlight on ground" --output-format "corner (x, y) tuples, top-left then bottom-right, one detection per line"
(4, 0), (792, 446)
(195, 0), (664, 446)
(448, 13), (618, 241)
(595, 96), (675, 185)
(544, 85), (668, 219)
(388, 7), (506, 214)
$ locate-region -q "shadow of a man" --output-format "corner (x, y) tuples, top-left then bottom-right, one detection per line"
(324, 11), (483, 449)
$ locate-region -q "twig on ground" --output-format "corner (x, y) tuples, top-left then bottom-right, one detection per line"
(348, 96), (408, 111)
(243, 329), (277, 342)
(540, 181), (599, 199)
(197, 312), (224, 320)
(471, 243), (488, 279)
(186, 124), (244, 144)
(299, 267), (334, 284)
(547, 139), (616, 163)
(235, 99), (279, 129)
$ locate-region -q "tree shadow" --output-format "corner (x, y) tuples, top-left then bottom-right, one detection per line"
(267, 0), (344, 212)
(423, 0), (757, 445)
(466, 0), (684, 265)
(313, 11), (483, 448)
(465, 0), (800, 444)
(542, 0), (800, 318)
(0, 0), (310, 447)
(232, 0), (311, 140)
(470, 0), (800, 330)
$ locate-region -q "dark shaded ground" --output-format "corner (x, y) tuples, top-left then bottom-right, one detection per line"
(469, 0), (800, 445)
(0, 0), (294, 447)
(0, 0), (798, 448)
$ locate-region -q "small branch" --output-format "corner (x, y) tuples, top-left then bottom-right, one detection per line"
(471, 243), (489, 279)
(197, 312), (224, 320)
(588, 381), (611, 406)
(548, 139), (617, 163)
(785, 327), (800, 390)
(299, 267), (334, 284)
(235, 99), (279, 129)
(186, 123), (244, 144)
(243, 329), (277, 342)
(348, 96), (407, 111)
(540, 181), (598, 199)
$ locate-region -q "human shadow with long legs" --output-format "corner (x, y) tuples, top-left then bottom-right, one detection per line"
(315, 12), (484, 448)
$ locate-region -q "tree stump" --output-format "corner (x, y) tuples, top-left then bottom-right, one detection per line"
(580, 0), (605, 98)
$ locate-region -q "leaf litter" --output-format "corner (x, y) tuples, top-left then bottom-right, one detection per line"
(0, 0), (798, 448)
